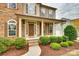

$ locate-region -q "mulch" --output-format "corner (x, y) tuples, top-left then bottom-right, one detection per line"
(39, 42), (79, 56)
(0, 45), (29, 56)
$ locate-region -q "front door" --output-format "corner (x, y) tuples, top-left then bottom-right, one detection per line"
(29, 23), (34, 36)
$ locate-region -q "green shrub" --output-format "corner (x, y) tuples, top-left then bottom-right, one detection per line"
(15, 37), (27, 49)
(64, 25), (77, 41)
(62, 35), (69, 42)
(60, 42), (69, 47)
(0, 37), (14, 47)
(49, 36), (58, 43)
(50, 43), (61, 50)
(40, 36), (49, 45)
(0, 42), (7, 53)
(67, 41), (74, 46)
(57, 36), (64, 43)
(49, 36), (67, 43)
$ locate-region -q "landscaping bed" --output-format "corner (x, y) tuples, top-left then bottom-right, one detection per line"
(0, 45), (28, 56)
(39, 25), (78, 56)
(39, 42), (79, 56)
(0, 37), (29, 56)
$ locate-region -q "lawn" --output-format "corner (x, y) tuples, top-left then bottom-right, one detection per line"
(63, 50), (79, 56)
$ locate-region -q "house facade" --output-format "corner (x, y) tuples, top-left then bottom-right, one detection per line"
(0, 3), (65, 40)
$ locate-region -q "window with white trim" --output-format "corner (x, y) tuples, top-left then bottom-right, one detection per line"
(8, 3), (17, 9)
(40, 7), (46, 17)
(48, 9), (55, 18)
(8, 19), (16, 36)
(26, 3), (36, 15)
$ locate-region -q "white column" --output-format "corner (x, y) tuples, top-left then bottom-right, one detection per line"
(19, 18), (22, 37)
(35, 22), (37, 37)
(41, 20), (44, 36)
(25, 20), (26, 37)
(26, 21), (28, 37)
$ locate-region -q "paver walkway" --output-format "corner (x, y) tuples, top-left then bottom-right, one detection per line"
(22, 45), (41, 56)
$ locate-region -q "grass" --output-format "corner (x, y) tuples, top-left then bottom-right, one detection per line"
(63, 50), (79, 56)
(64, 53), (79, 56)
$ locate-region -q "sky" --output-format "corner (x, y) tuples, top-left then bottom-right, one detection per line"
(43, 3), (79, 20)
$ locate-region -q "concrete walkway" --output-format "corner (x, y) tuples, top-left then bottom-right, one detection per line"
(22, 45), (41, 56)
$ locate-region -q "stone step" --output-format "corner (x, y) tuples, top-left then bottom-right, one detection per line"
(28, 40), (38, 43)
(28, 39), (38, 41)
(29, 42), (39, 47)
(28, 39), (39, 46)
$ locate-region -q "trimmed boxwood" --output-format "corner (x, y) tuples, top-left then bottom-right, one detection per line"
(62, 35), (69, 42)
(0, 42), (7, 53)
(49, 36), (58, 43)
(67, 41), (74, 46)
(50, 43), (61, 50)
(0, 37), (14, 47)
(39, 36), (49, 45)
(57, 36), (64, 43)
(49, 36), (69, 43)
(15, 37), (27, 49)
(60, 42), (69, 47)
(64, 25), (77, 41)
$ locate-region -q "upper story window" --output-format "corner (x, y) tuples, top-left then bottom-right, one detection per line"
(8, 3), (17, 9)
(26, 3), (36, 15)
(7, 19), (16, 36)
(48, 9), (55, 18)
(40, 7), (46, 17)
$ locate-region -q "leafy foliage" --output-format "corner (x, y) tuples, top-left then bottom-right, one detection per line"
(50, 43), (61, 50)
(15, 37), (27, 49)
(64, 25), (77, 41)
(0, 37), (14, 47)
(67, 41), (74, 46)
(60, 42), (69, 47)
(49, 36), (58, 43)
(39, 36), (49, 45)
(0, 42), (7, 53)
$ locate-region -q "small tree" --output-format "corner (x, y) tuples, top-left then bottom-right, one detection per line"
(64, 25), (77, 41)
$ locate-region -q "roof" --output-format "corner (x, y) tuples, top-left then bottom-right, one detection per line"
(37, 3), (57, 10)
(16, 14), (65, 22)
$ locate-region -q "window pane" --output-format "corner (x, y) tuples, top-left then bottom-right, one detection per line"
(9, 31), (16, 36)
(49, 10), (53, 18)
(49, 9), (54, 18)
(41, 7), (46, 17)
(8, 20), (16, 36)
(27, 3), (36, 15)
(9, 3), (16, 9)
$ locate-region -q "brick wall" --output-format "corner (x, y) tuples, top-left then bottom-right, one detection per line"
(0, 3), (24, 38)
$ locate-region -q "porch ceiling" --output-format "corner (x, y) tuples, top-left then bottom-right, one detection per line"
(16, 14), (65, 23)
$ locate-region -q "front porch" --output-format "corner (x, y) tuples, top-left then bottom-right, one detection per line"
(17, 14), (64, 40)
